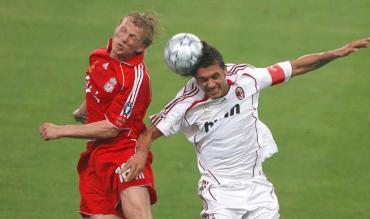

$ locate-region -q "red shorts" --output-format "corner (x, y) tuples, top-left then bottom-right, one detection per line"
(77, 141), (157, 218)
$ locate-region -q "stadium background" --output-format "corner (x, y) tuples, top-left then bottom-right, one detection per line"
(0, 0), (369, 218)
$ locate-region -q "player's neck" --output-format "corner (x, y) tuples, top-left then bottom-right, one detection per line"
(109, 51), (136, 62)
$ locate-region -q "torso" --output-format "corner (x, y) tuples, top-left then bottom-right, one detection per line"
(183, 71), (263, 181)
(85, 46), (151, 148)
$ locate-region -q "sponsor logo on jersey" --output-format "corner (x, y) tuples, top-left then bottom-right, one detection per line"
(204, 104), (240, 133)
(84, 75), (101, 102)
(235, 86), (245, 100)
(104, 77), (117, 93)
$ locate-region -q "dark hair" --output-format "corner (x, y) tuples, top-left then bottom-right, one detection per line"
(191, 41), (225, 77)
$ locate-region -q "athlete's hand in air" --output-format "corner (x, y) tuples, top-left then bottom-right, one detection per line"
(332, 37), (369, 57)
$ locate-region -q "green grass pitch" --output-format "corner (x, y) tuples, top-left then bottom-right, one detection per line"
(0, 0), (369, 218)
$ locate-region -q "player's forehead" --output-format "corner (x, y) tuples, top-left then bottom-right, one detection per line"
(195, 63), (225, 79)
(115, 18), (144, 36)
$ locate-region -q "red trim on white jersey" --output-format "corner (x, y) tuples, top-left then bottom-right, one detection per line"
(151, 87), (199, 125)
(185, 95), (209, 117)
(239, 73), (262, 177)
(227, 63), (255, 75)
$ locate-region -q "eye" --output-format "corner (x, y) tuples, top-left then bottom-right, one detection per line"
(129, 34), (138, 40)
(211, 73), (221, 80)
(196, 77), (207, 83)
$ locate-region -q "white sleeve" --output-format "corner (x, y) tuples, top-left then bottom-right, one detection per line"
(243, 61), (292, 90)
(153, 110), (183, 137)
(150, 79), (199, 136)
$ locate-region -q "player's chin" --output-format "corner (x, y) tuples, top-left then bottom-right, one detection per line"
(115, 49), (128, 56)
(207, 91), (222, 99)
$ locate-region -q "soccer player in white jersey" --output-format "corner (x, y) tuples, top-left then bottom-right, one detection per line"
(120, 37), (369, 219)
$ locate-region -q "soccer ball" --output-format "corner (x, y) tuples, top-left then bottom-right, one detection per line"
(164, 33), (203, 75)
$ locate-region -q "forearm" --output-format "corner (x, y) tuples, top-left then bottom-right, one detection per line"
(291, 51), (338, 76)
(291, 38), (369, 77)
(60, 122), (117, 139)
(40, 120), (119, 140)
(120, 125), (163, 181)
(136, 126), (163, 153)
(78, 101), (86, 112)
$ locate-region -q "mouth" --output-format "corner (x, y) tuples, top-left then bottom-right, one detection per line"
(206, 88), (219, 96)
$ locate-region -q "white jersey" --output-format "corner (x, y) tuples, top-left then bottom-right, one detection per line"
(151, 61), (292, 183)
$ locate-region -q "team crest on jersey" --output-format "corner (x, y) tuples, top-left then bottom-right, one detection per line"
(102, 62), (109, 70)
(104, 77), (117, 93)
(235, 86), (245, 100)
(122, 102), (133, 116)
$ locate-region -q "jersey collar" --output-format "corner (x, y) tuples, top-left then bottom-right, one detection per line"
(106, 39), (144, 66)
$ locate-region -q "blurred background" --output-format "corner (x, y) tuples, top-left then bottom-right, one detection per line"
(0, 0), (369, 218)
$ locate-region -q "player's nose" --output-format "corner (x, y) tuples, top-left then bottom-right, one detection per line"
(206, 80), (217, 89)
(119, 33), (129, 44)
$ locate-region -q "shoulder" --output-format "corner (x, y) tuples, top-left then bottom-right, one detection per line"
(183, 77), (198, 93)
(166, 78), (205, 111)
(226, 63), (256, 76)
(171, 77), (203, 103)
(89, 47), (109, 64)
(225, 63), (258, 84)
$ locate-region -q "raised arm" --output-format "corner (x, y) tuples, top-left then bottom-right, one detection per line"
(121, 125), (164, 181)
(291, 38), (369, 77)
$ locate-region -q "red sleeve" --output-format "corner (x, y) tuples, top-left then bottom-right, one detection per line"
(105, 64), (150, 130)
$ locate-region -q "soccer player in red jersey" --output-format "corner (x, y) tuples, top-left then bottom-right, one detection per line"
(39, 12), (158, 219)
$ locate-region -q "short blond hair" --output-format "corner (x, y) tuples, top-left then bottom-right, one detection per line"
(120, 11), (159, 47)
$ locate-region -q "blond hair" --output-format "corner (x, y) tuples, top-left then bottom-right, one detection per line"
(120, 11), (159, 47)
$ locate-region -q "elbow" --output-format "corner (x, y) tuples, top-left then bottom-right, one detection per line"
(106, 128), (119, 138)
(96, 124), (119, 139)
(291, 68), (305, 77)
(291, 62), (309, 77)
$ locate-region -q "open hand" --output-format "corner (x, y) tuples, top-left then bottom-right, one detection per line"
(334, 37), (370, 57)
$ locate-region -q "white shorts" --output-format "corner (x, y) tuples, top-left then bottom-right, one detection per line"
(198, 174), (279, 219)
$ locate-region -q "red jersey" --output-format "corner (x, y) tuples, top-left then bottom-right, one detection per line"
(84, 39), (151, 146)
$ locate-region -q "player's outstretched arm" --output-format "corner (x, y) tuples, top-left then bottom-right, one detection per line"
(291, 37), (369, 77)
(39, 120), (119, 140)
(121, 125), (163, 182)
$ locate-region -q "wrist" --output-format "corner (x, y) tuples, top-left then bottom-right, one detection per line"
(56, 125), (67, 138)
(136, 146), (150, 154)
